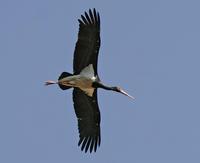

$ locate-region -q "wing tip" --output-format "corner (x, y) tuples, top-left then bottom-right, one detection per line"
(78, 135), (101, 153)
(78, 8), (100, 27)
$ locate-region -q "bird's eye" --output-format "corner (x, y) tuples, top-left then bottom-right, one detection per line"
(117, 87), (121, 91)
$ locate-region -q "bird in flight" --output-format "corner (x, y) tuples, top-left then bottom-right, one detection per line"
(45, 8), (134, 153)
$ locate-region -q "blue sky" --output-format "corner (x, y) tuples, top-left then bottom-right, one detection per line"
(1, 0), (200, 162)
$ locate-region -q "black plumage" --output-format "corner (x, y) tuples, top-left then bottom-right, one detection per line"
(73, 88), (100, 153)
(73, 9), (101, 153)
(45, 8), (134, 154)
(73, 8), (100, 75)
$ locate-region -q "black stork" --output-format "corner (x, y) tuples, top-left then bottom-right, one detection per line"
(45, 8), (134, 153)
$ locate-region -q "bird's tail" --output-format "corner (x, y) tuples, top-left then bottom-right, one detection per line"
(58, 72), (73, 90)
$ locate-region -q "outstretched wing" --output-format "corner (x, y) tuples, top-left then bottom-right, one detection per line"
(73, 88), (101, 153)
(73, 8), (101, 75)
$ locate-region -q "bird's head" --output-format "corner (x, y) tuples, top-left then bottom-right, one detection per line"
(112, 86), (135, 100)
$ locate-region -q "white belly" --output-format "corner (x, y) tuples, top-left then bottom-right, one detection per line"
(66, 75), (94, 88)
(58, 64), (97, 96)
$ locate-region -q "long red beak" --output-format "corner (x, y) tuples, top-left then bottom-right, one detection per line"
(119, 89), (135, 100)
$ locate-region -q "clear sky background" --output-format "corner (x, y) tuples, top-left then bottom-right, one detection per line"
(1, 0), (200, 162)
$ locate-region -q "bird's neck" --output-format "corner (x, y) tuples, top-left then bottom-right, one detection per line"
(93, 82), (114, 90)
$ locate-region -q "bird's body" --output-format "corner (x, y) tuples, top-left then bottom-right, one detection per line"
(45, 9), (134, 153)
(58, 64), (98, 96)
(59, 65), (96, 89)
